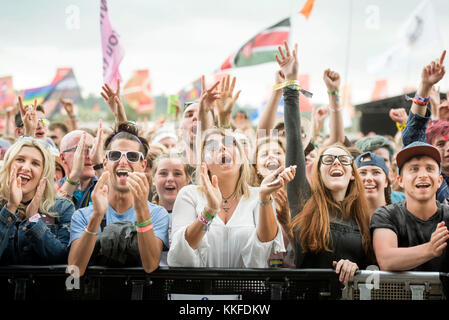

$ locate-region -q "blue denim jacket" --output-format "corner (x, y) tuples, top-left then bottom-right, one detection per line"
(401, 109), (449, 202)
(0, 198), (74, 265)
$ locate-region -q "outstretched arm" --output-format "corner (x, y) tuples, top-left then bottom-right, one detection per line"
(257, 70), (284, 138)
(323, 69), (345, 145)
(275, 41), (311, 219)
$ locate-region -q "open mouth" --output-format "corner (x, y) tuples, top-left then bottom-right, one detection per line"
(416, 183), (430, 189)
(19, 174), (31, 185)
(164, 185), (177, 192)
(220, 154), (232, 165)
(267, 161), (279, 171)
(35, 131), (45, 138)
(116, 169), (130, 182)
(330, 170), (344, 177)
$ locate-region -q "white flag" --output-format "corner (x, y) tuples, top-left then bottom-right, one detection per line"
(367, 0), (441, 74)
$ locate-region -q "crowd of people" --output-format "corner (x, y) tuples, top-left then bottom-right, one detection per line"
(0, 42), (448, 286)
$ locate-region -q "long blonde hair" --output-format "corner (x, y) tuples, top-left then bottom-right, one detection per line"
(290, 144), (372, 256)
(0, 137), (57, 216)
(197, 128), (251, 200)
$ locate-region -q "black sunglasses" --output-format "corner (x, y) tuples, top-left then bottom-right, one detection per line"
(106, 150), (144, 163)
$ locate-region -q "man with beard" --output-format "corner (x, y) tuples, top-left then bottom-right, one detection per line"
(68, 122), (169, 275)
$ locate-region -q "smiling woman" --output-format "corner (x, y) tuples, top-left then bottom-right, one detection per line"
(0, 137), (74, 264)
(167, 128), (295, 268)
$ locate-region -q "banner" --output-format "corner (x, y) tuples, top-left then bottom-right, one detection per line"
(43, 68), (82, 119)
(123, 70), (154, 114)
(0, 76), (15, 109)
(220, 17), (290, 70)
(100, 0), (125, 91)
(177, 77), (202, 105)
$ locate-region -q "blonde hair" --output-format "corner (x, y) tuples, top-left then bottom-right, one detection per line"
(0, 137), (57, 216)
(197, 128), (251, 200)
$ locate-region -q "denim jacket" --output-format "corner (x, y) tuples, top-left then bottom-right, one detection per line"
(0, 198), (74, 265)
(401, 109), (449, 202)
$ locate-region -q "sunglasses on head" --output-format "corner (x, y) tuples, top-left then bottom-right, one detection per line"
(320, 154), (353, 166)
(106, 150), (144, 163)
(205, 136), (237, 151)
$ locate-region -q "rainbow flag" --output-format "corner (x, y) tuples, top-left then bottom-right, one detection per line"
(21, 85), (54, 106)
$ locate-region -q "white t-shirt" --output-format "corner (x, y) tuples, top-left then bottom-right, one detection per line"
(167, 185), (285, 268)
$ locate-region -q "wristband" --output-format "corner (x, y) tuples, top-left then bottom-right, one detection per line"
(66, 177), (80, 186)
(327, 90), (340, 95)
(273, 80), (314, 98)
(29, 213), (41, 223)
(93, 163), (104, 170)
(396, 121), (407, 131)
(202, 209), (217, 221)
(58, 189), (72, 199)
(136, 224), (153, 233)
(260, 197), (273, 207)
(69, 114), (76, 119)
(413, 94), (430, 104)
(135, 218), (152, 228)
(84, 227), (98, 236)
(411, 98), (428, 106)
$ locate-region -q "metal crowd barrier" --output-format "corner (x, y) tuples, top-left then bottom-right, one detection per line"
(0, 265), (447, 300)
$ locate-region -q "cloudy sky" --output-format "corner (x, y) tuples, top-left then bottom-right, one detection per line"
(1, 0), (448, 107)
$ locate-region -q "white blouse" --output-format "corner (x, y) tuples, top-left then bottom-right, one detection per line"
(167, 185), (285, 268)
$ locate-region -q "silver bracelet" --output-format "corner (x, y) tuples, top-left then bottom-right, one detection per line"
(84, 227), (98, 236)
(260, 197), (273, 207)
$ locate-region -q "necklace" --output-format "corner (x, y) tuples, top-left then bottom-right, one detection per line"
(221, 191), (236, 212)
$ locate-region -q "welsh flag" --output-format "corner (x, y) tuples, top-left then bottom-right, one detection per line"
(220, 17), (290, 70)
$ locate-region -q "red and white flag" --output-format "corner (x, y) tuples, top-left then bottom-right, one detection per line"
(100, 0), (124, 91)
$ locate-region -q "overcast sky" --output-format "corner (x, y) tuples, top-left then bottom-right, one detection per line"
(1, 0), (448, 107)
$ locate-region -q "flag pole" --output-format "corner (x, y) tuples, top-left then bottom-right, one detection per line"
(343, 0), (353, 87)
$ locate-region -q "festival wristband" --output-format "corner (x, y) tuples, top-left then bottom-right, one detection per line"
(273, 80), (314, 98)
(260, 197), (273, 207)
(66, 177), (80, 186)
(135, 218), (152, 228)
(396, 121), (407, 131)
(327, 90), (340, 95)
(93, 163), (104, 170)
(136, 224), (153, 233)
(29, 213), (41, 223)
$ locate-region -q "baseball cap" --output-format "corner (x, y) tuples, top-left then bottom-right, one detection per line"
(356, 152), (389, 177)
(396, 141), (441, 173)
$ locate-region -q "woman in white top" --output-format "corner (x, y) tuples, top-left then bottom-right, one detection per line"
(167, 128), (295, 268)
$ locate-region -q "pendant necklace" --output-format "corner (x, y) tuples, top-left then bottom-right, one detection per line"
(221, 191), (236, 212)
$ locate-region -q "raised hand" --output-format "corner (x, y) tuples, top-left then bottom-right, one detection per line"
(92, 171), (110, 218)
(428, 221), (449, 258)
(68, 132), (87, 183)
(323, 69), (341, 92)
(18, 96), (38, 137)
(313, 105), (329, 136)
(332, 259), (359, 284)
(216, 75), (241, 116)
(59, 98), (75, 117)
(275, 41), (299, 81)
(6, 165), (23, 213)
(200, 163), (221, 212)
(389, 108), (408, 124)
(275, 70), (286, 85)
(101, 79), (127, 123)
(199, 75), (221, 114)
(90, 120), (104, 167)
(126, 172), (150, 212)
(25, 178), (46, 218)
(421, 50), (446, 88)
(260, 165), (296, 200)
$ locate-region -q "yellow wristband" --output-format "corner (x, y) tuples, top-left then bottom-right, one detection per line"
(396, 122), (406, 131)
(272, 80), (300, 91)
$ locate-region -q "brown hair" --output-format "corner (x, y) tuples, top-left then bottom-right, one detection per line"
(251, 136), (286, 186)
(290, 144), (372, 256)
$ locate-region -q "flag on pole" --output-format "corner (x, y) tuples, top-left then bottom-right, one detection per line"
(123, 70), (154, 114)
(220, 17), (290, 70)
(100, 0), (124, 91)
(367, 0), (440, 74)
(299, 0), (316, 20)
